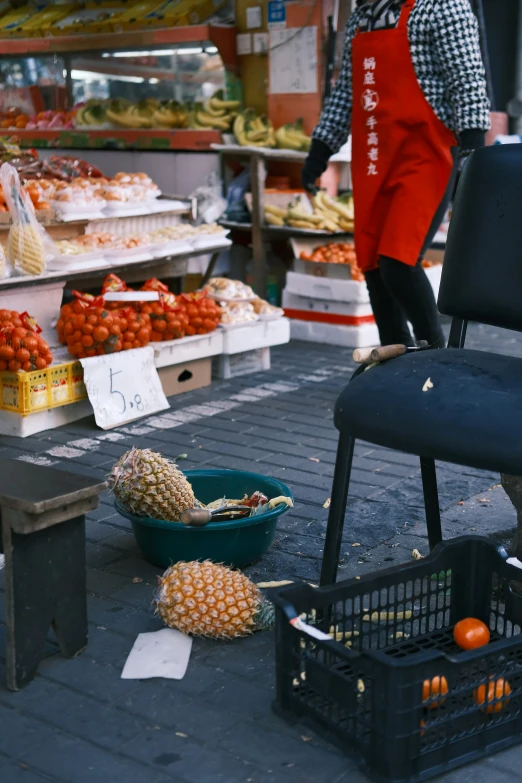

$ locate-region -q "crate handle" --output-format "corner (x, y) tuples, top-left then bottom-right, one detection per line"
(497, 544), (522, 571)
(290, 617), (332, 641)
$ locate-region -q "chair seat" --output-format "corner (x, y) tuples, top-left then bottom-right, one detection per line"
(335, 348), (522, 474)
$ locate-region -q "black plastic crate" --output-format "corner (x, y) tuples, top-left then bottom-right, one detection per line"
(271, 536), (522, 782)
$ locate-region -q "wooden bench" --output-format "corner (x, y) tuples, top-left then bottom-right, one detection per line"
(0, 459), (106, 690)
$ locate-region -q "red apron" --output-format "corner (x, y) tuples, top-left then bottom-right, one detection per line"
(351, 0), (456, 272)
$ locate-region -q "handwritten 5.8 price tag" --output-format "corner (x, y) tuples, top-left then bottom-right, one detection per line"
(80, 347), (169, 430)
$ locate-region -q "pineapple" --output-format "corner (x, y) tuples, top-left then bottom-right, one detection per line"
(156, 560), (275, 639)
(109, 446), (196, 522)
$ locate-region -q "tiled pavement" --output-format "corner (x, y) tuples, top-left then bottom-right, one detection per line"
(0, 321), (521, 783)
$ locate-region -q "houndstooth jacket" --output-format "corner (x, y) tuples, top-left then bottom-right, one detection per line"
(313, 0), (491, 153)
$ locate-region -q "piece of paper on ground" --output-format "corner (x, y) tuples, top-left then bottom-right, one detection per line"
(121, 628), (192, 680)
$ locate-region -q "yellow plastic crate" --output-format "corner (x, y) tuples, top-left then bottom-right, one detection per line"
(0, 361), (87, 416)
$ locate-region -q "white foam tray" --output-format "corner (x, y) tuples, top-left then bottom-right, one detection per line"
(282, 289), (373, 318)
(220, 318), (290, 355)
(290, 319), (380, 348)
(152, 330), (224, 369)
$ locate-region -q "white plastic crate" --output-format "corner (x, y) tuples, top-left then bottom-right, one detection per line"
(153, 330), (223, 369)
(220, 318), (290, 355)
(282, 290), (374, 320)
(213, 347), (271, 380)
(289, 319), (380, 348)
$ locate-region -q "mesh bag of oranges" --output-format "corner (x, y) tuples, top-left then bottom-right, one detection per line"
(178, 290), (222, 337)
(101, 273), (133, 311)
(139, 278), (189, 342)
(0, 310), (53, 372)
(57, 291), (152, 359)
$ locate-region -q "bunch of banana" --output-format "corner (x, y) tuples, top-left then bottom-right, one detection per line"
(105, 99), (156, 129)
(190, 90), (240, 131)
(275, 119), (312, 152)
(233, 110), (275, 148)
(75, 100), (107, 127)
(153, 100), (189, 129)
(312, 191), (355, 233)
(263, 192), (355, 233)
(264, 204), (287, 226)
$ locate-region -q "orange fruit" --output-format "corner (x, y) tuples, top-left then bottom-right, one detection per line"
(422, 676), (448, 709)
(454, 618), (490, 651)
(474, 678), (511, 714)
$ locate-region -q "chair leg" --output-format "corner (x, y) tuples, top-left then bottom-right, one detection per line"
(320, 432), (355, 586)
(420, 457), (443, 550)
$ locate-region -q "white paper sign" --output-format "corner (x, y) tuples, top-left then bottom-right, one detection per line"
(246, 6), (262, 29)
(236, 32), (252, 56)
(269, 26), (318, 94)
(253, 32), (268, 54)
(80, 346), (169, 430)
(121, 628), (192, 680)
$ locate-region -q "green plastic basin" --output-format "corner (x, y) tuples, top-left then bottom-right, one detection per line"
(115, 468), (293, 569)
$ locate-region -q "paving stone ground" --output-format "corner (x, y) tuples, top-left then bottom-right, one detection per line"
(0, 320), (521, 783)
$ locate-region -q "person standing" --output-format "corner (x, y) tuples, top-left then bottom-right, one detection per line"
(302, 0), (490, 348)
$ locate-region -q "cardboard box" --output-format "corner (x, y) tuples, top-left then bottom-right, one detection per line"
(158, 358), (211, 397)
(158, 0), (226, 27)
(109, 0), (170, 30)
(0, 4), (47, 37)
(291, 236), (356, 280)
(50, 2), (133, 35)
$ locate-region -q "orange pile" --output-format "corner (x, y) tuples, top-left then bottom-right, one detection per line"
(57, 294), (152, 359)
(0, 309), (53, 372)
(300, 243), (364, 282)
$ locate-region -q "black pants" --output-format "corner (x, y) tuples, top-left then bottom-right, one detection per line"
(365, 152), (459, 348)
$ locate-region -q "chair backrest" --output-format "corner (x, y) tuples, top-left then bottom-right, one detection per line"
(438, 144), (522, 332)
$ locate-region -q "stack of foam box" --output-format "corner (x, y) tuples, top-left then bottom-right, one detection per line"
(283, 238), (443, 347)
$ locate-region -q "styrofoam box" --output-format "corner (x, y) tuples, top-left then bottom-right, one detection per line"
(153, 331), (223, 369)
(282, 289), (373, 318)
(286, 263), (443, 305)
(0, 281), (65, 346)
(290, 319), (380, 348)
(286, 271), (370, 304)
(221, 318), (290, 355)
(213, 347), (271, 380)
(0, 399), (92, 438)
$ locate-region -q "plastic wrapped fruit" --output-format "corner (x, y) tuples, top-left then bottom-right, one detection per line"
(0, 310), (53, 372)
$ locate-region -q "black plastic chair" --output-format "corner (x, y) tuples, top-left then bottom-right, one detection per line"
(321, 144), (522, 585)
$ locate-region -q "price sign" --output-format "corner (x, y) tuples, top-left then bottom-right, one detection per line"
(80, 347), (169, 430)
